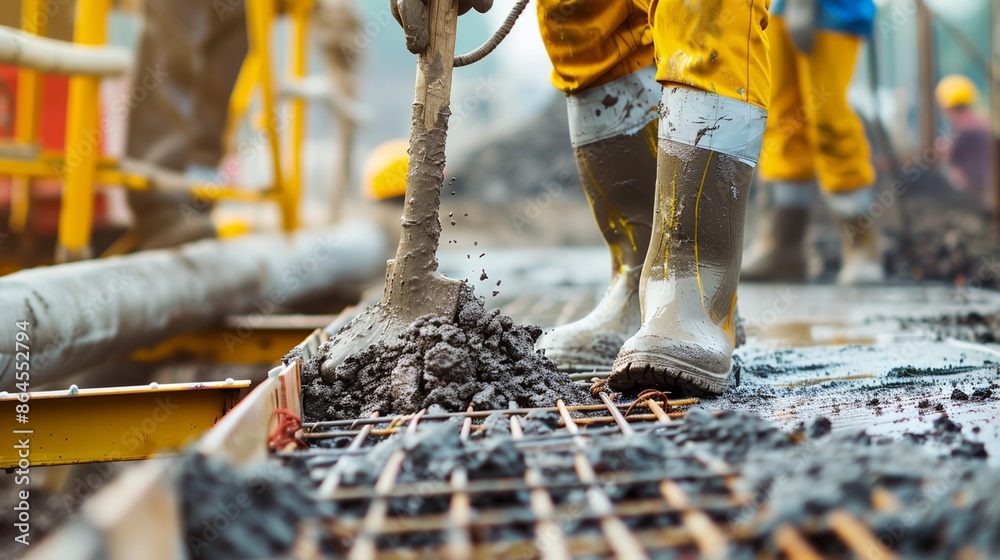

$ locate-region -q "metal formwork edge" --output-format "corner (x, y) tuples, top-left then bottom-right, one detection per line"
(0, 380), (250, 468)
(23, 331), (323, 560)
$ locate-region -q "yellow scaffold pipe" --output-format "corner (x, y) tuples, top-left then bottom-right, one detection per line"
(56, 0), (114, 263)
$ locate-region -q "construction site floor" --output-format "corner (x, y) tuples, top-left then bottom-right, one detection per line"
(442, 247), (1000, 460)
(14, 246), (1000, 560)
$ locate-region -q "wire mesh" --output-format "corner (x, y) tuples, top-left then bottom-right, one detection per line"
(278, 391), (895, 560)
(269, 287), (928, 558)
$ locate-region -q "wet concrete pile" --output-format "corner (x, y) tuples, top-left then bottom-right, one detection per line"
(299, 284), (592, 422)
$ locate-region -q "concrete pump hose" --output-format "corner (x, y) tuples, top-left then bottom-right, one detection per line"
(453, 0), (529, 68)
(0, 221), (387, 391)
(0, 25), (131, 76)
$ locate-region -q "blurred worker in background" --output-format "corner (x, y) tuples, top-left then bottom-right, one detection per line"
(742, 0), (883, 285)
(363, 140), (409, 205)
(361, 139), (408, 251)
(123, 0), (247, 250)
(124, 0), (361, 249)
(522, 0), (771, 395)
(935, 74), (994, 210)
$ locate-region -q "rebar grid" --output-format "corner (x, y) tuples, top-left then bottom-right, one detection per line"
(281, 393), (901, 560)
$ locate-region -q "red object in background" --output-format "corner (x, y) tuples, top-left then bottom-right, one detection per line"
(0, 79), (12, 136)
(0, 65), (110, 235)
(0, 65), (70, 148)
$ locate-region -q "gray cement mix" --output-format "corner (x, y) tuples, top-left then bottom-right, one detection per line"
(300, 284), (593, 422)
(279, 409), (1000, 557)
(177, 452), (334, 560)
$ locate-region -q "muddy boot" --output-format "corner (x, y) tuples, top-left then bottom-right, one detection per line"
(741, 180), (811, 282)
(610, 88), (766, 394)
(825, 187), (884, 285)
(536, 67), (660, 370)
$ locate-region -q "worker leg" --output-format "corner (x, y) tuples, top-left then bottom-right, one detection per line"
(188, 0), (248, 173)
(123, 0), (197, 171)
(536, 0), (654, 93)
(744, 15), (815, 282)
(803, 32), (874, 193)
(758, 17), (816, 183)
(610, 0), (771, 394)
(804, 29), (882, 284)
(534, 0), (659, 369)
(123, 0), (246, 250)
(124, 0), (215, 250)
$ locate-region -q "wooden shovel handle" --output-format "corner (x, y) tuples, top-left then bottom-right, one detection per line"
(385, 0), (460, 311)
(413, 0), (458, 132)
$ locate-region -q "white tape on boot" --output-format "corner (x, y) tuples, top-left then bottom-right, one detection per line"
(658, 87), (767, 166)
(567, 66), (660, 148)
(771, 180), (816, 209)
(823, 186), (876, 219)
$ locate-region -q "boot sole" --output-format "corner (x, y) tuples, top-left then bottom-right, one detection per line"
(610, 351), (731, 395)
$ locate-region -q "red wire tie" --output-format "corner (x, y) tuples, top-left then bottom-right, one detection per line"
(268, 408), (308, 451)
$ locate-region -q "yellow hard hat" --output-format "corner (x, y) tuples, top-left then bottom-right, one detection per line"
(935, 74), (978, 110)
(363, 140), (410, 200)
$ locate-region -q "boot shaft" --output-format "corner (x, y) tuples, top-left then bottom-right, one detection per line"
(741, 181), (812, 282)
(574, 123), (658, 272)
(567, 66), (661, 275)
(645, 142), (754, 325)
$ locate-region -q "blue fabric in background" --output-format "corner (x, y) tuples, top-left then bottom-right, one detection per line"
(770, 0), (876, 37)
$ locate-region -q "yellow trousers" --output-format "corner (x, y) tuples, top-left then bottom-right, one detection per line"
(536, 0), (772, 109)
(757, 16), (875, 192)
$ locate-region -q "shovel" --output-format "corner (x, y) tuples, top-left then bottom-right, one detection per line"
(321, 0), (463, 371)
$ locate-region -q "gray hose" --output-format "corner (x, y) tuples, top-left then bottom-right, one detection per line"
(0, 221), (387, 390)
(453, 0), (529, 68)
(0, 25), (131, 76)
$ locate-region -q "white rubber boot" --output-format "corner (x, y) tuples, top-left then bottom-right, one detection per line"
(538, 265), (643, 370)
(824, 187), (885, 285)
(536, 67), (660, 370)
(610, 88), (767, 395)
(741, 180), (813, 282)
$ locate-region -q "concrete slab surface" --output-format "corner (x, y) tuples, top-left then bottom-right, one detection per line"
(453, 247), (1000, 462)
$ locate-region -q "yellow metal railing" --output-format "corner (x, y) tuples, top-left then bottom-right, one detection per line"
(1, 0), (314, 262)
(57, 0), (109, 262)
(288, 0), (310, 233)
(8, 0), (42, 237)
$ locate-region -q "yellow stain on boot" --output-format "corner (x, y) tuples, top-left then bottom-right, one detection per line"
(615, 216), (638, 252)
(693, 152), (714, 314)
(662, 169), (679, 267)
(609, 244), (625, 272)
(580, 157), (640, 254)
(721, 292), (738, 346)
